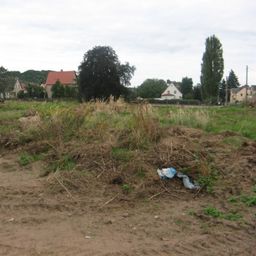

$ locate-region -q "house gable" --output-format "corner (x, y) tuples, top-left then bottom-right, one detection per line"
(161, 83), (182, 99)
(45, 70), (77, 98)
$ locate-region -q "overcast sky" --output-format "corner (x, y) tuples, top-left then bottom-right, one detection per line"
(1, 0), (256, 86)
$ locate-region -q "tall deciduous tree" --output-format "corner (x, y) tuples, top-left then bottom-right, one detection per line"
(137, 79), (167, 98)
(200, 35), (224, 103)
(78, 46), (135, 101)
(181, 77), (193, 99)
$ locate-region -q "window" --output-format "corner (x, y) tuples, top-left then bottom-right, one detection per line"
(174, 90), (176, 94)
(240, 94), (243, 97)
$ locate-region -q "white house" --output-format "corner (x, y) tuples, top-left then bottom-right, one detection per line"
(161, 83), (182, 100)
(12, 78), (27, 97)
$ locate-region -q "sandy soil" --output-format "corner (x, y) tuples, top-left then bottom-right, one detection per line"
(1, 151), (255, 256)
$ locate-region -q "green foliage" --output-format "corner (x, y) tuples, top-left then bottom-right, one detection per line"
(198, 169), (218, 193)
(224, 212), (242, 221)
(201, 35), (224, 103)
(20, 70), (49, 84)
(204, 206), (222, 218)
(78, 46), (135, 101)
(137, 79), (167, 98)
(219, 70), (240, 103)
(181, 77), (193, 99)
(228, 193), (256, 207)
(52, 80), (65, 98)
(51, 155), (76, 171)
(122, 184), (132, 193)
(19, 152), (42, 166)
(240, 195), (256, 207)
(51, 80), (77, 98)
(227, 70), (240, 89)
(203, 206), (242, 221)
(0, 66), (14, 95)
(27, 83), (46, 98)
(193, 84), (203, 101)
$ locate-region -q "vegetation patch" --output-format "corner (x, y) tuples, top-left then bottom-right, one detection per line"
(228, 193), (256, 207)
(203, 206), (242, 221)
(19, 152), (43, 166)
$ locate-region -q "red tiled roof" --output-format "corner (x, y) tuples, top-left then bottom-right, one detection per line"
(45, 71), (76, 85)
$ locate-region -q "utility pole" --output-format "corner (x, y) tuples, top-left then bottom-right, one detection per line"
(245, 65), (248, 103)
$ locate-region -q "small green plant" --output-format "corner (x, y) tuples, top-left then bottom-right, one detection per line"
(204, 206), (222, 218)
(240, 195), (256, 207)
(224, 213), (242, 221)
(51, 155), (76, 171)
(198, 170), (218, 193)
(253, 185), (256, 193)
(19, 152), (42, 166)
(203, 206), (243, 221)
(122, 184), (132, 193)
(228, 194), (256, 207)
(228, 196), (240, 203)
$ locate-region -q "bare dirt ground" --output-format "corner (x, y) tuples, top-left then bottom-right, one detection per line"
(1, 148), (256, 256)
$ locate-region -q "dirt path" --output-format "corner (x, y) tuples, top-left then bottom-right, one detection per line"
(0, 153), (255, 256)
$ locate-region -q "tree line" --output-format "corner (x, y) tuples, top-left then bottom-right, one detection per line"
(1, 35), (241, 103)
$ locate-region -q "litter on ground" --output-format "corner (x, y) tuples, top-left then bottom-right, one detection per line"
(157, 167), (200, 190)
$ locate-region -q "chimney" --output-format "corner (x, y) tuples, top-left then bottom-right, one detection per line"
(60, 69), (63, 72)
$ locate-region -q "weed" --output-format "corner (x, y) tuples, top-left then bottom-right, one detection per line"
(203, 206), (222, 218)
(50, 155), (76, 171)
(122, 184), (132, 193)
(198, 170), (218, 193)
(203, 206), (243, 221)
(224, 213), (242, 221)
(240, 195), (256, 207)
(228, 194), (256, 207)
(19, 152), (42, 166)
(228, 196), (240, 203)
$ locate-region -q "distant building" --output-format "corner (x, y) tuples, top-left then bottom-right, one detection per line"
(11, 78), (27, 97)
(161, 83), (182, 100)
(230, 85), (256, 104)
(44, 70), (77, 98)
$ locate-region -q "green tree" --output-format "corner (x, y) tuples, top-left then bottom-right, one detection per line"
(201, 35), (224, 103)
(137, 79), (167, 98)
(193, 83), (203, 101)
(227, 70), (240, 89)
(181, 77), (193, 99)
(0, 66), (13, 97)
(219, 79), (226, 103)
(78, 46), (135, 101)
(52, 80), (65, 98)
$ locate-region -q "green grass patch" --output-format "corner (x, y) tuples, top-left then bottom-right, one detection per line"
(122, 184), (132, 193)
(50, 155), (76, 171)
(198, 170), (218, 193)
(203, 206), (242, 221)
(228, 193), (256, 207)
(19, 152), (43, 166)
